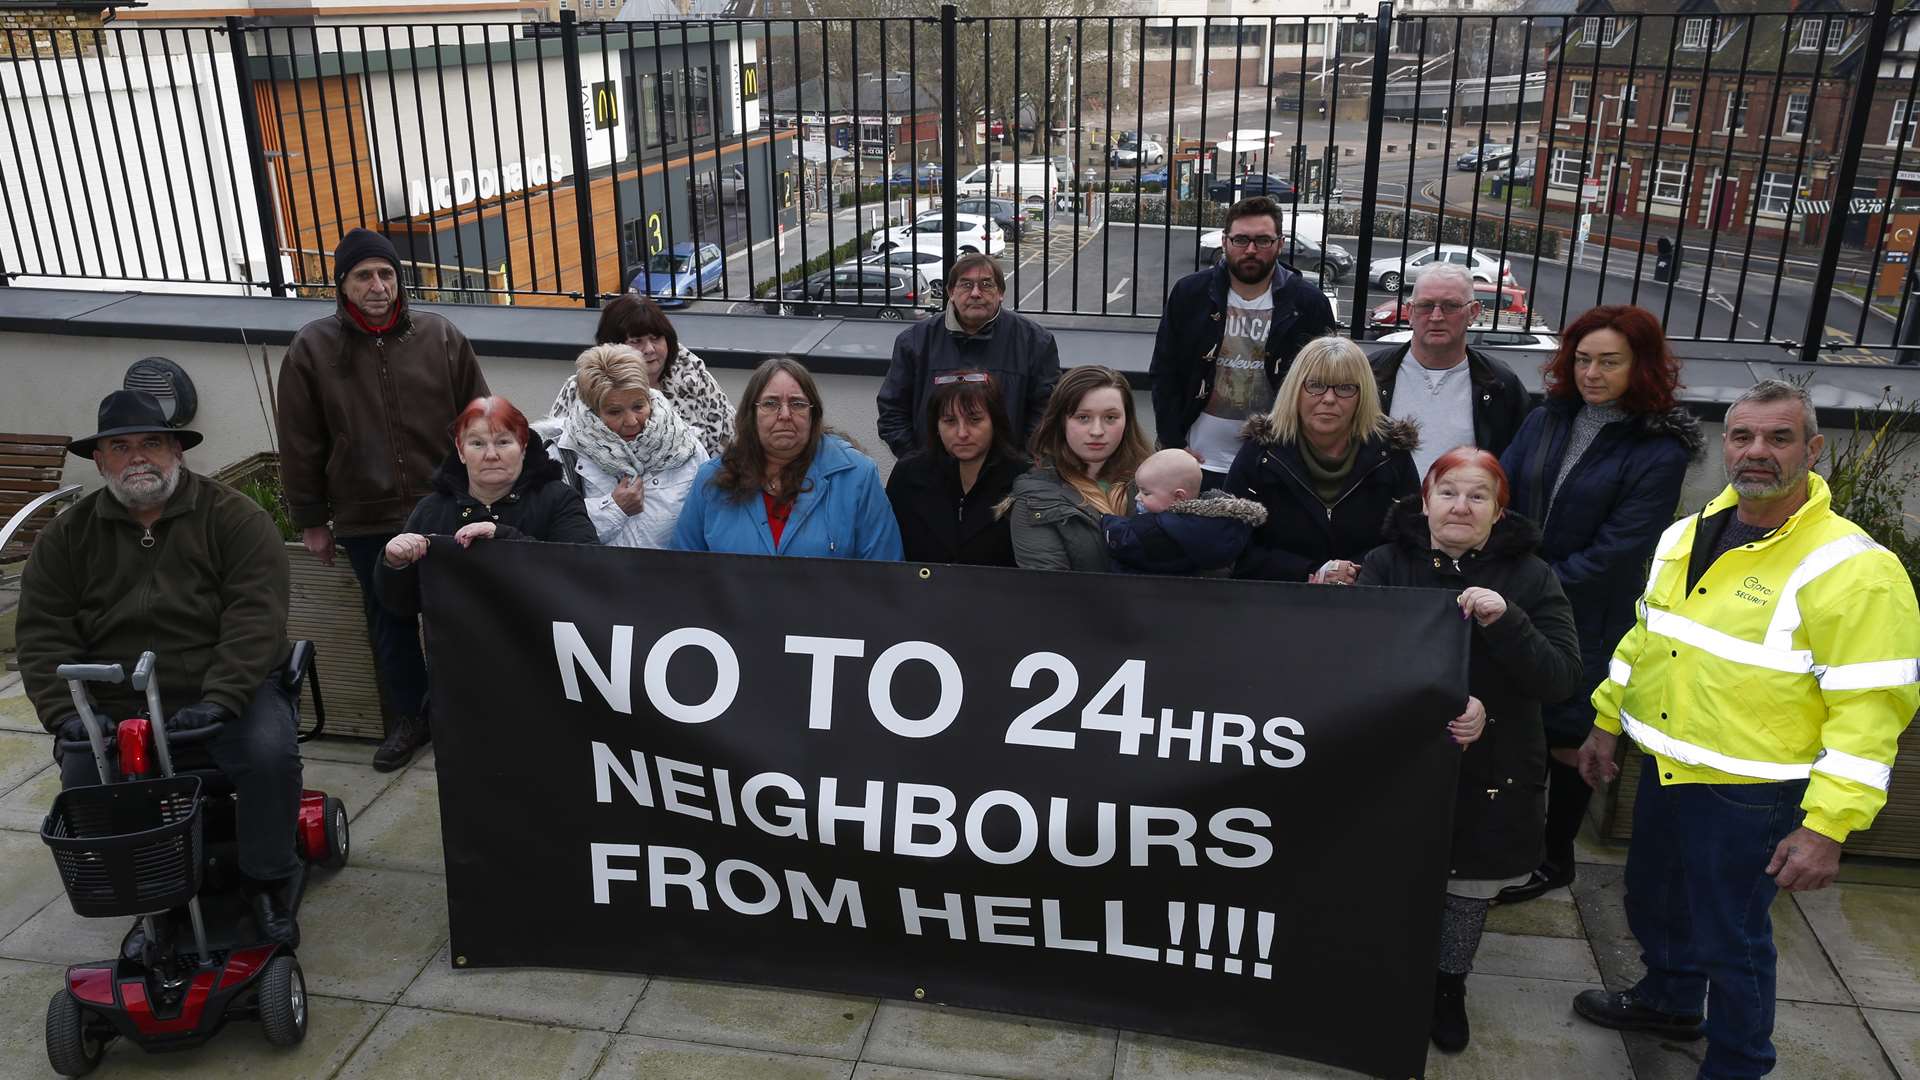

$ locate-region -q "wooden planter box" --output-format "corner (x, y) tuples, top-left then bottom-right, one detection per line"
(1602, 718), (1920, 860)
(213, 453), (389, 742)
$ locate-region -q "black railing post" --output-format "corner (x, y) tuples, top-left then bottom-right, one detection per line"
(1350, 1), (1394, 336)
(1801, 0), (1896, 363)
(225, 17), (288, 297)
(560, 10), (600, 307)
(941, 1), (959, 271)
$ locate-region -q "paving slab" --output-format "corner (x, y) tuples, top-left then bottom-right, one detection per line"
(1620, 1000), (1899, 1080)
(1422, 973), (1633, 1080)
(299, 736), (382, 766)
(1797, 884), (1920, 1011)
(346, 768), (444, 875)
(409, 745), (436, 772)
(1113, 1029), (1370, 1079)
(0, 877), (137, 966)
(0, 956), (71, 1073)
(1472, 931), (1603, 985)
(860, 1001), (1118, 1080)
(0, 829), (64, 943)
(301, 756), (404, 822)
(851, 1066), (1003, 1080)
(89, 994), (387, 1077)
(0, 730), (53, 798)
(295, 865), (448, 1003)
(592, 1033), (854, 1079)
(1837, 860), (1920, 889)
(0, 763), (61, 833)
(1863, 1008), (1920, 1080)
(402, 940), (650, 1032)
(1483, 889), (1584, 939)
(0, 685), (42, 733)
(334, 1005), (610, 1080)
(622, 976), (875, 1060)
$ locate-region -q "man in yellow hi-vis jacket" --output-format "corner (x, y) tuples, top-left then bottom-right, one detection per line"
(1569, 379), (1920, 1078)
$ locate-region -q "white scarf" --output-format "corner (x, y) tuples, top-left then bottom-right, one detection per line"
(555, 380), (702, 481)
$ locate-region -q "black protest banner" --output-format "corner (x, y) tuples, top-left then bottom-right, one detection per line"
(422, 541), (1466, 1079)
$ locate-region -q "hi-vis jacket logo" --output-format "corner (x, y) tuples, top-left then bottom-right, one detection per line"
(1736, 575), (1775, 605)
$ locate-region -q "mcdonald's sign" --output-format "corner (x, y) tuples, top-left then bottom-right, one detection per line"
(591, 80), (618, 131)
(740, 62), (760, 104)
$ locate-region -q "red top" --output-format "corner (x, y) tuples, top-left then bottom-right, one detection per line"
(762, 492), (793, 548)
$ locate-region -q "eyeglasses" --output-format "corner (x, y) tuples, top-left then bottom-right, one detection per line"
(949, 278), (1001, 295)
(755, 396), (813, 416)
(932, 372), (992, 386)
(1408, 300), (1474, 316)
(1304, 381), (1361, 399)
(1224, 234), (1279, 250)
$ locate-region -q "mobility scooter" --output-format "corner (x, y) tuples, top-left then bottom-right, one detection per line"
(39, 644), (350, 1076)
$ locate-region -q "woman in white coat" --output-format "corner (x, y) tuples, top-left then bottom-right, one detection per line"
(539, 344), (708, 549)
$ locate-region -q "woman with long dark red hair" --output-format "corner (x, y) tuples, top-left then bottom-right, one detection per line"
(1495, 305), (1702, 903)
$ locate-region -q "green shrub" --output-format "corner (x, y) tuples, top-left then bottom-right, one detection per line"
(237, 476), (298, 543)
(1822, 387), (1920, 583)
(753, 235), (868, 297)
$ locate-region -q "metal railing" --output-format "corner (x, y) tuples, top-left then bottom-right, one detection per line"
(0, 2), (1914, 361)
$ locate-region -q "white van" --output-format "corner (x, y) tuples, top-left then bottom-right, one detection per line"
(955, 160), (1066, 209)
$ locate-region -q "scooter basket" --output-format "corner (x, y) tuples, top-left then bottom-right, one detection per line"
(41, 776), (203, 918)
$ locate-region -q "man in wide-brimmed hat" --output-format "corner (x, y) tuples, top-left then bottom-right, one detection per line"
(15, 389), (305, 947)
(276, 227), (489, 771)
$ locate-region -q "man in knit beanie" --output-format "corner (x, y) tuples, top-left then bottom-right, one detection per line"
(275, 227), (489, 770)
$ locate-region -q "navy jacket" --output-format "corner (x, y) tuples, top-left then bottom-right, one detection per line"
(877, 308), (1061, 459)
(1224, 413), (1421, 582)
(1147, 262), (1338, 449)
(1498, 398), (1704, 745)
(1101, 491), (1267, 576)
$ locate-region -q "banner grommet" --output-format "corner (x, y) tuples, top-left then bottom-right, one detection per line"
(917, 567), (932, 580)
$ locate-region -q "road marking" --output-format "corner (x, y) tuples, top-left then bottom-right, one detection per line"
(1108, 276), (1130, 305)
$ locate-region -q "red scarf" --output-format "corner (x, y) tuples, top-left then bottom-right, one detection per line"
(344, 299), (401, 336)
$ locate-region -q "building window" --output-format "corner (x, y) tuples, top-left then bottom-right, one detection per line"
(1568, 80), (1591, 119)
(1668, 86), (1694, 128)
(1550, 148), (1586, 188)
(1828, 18), (1847, 51)
(1584, 17), (1599, 44)
(1892, 98), (1920, 146)
(1652, 160), (1688, 203)
(1784, 92), (1809, 136)
(1622, 84), (1639, 124)
(1756, 170), (1797, 216)
(1206, 23), (1263, 46)
(1797, 19), (1824, 52)
(1681, 18), (1709, 49)
(1722, 89), (1750, 133)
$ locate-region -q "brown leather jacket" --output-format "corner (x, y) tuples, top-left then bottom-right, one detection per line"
(276, 299), (488, 537)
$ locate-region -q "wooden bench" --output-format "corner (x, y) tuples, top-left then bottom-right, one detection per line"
(0, 433), (82, 588)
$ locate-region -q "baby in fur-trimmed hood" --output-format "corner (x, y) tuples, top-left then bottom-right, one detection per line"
(1101, 449), (1268, 576)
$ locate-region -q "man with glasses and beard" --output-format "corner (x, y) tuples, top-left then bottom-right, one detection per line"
(1569, 379), (1919, 1078)
(1369, 263), (1529, 478)
(17, 390), (305, 947)
(1149, 196), (1337, 489)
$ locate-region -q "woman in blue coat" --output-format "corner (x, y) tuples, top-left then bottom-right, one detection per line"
(672, 357), (902, 560)
(1495, 304), (1702, 902)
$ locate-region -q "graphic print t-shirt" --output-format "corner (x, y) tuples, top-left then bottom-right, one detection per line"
(1186, 289), (1275, 474)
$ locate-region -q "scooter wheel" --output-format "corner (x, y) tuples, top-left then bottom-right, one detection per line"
(319, 796), (350, 870)
(257, 955), (308, 1047)
(46, 991), (106, 1077)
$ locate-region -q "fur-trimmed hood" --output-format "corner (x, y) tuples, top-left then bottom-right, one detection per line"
(1167, 490), (1269, 528)
(1383, 494), (1544, 560)
(1543, 396), (1706, 462)
(1241, 411), (1422, 455)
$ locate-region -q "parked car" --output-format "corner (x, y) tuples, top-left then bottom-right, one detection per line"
(913, 197), (1023, 238)
(628, 242), (725, 306)
(873, 212), (1004, 256)
(1456, 144), (1514, 171)
(1138, 166), (1170, 188)
(1375, 328), (1560, 352)
(891, 162), (942, 185)
(863, 245), (949, 298)
(1506, 157), (1537, 185)
(1207, 172), (1298, 203)
(719, 163), (749, 204)
(1369, 283), (1534, 335)
(1110, 140), (1165, 167)
(768, 262), (937, 320)
(1366, 244), (1517, 294)
(1197, 229), (1354, 281)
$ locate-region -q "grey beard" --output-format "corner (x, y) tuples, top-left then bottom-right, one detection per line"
(1730, 460), (1805, 500)
(106, 459), (181, 511)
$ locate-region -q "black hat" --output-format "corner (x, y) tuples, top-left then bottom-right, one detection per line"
(333, 227), (402, 285)
(69, 390), (204, 458)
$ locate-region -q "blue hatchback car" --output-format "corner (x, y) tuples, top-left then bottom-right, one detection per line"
(629, 242), (724, 306)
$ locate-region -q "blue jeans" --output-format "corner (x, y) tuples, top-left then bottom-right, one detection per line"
(1624, 761), (1807, 1079)
(340, 534), (429, 725)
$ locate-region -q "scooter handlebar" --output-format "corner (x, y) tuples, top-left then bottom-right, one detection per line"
(55, 663), (124, 684)
(130, 652), (156, 692)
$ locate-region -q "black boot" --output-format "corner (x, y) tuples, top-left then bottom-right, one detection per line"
(1432, 971), (1469, 1053)
(1496, 860), (1575, 905)
(245, 872), (302, 950)
(1572, 988), (1704, 1040)
(372, 712), (429, 772)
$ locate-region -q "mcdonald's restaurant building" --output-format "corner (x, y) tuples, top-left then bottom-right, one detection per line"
(248, 22), (791, 305)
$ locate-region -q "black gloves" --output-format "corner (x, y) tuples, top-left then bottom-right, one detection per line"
(52, 715), (89, 743)
(166, 701), (235, 734)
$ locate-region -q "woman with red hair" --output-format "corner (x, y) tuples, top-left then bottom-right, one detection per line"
(1359, 448), (1582, 1054)
(1495, 305), (1703, 903)
(370, 396), (596, 768)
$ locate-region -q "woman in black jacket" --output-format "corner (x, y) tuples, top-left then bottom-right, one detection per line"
(1224, 335), (1419, 583)
(1495, 305), (1703, 903)
(1358, 448), (1581, 1055)
(887, 370), (1030, 566)
(376, 395), (597, 619)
